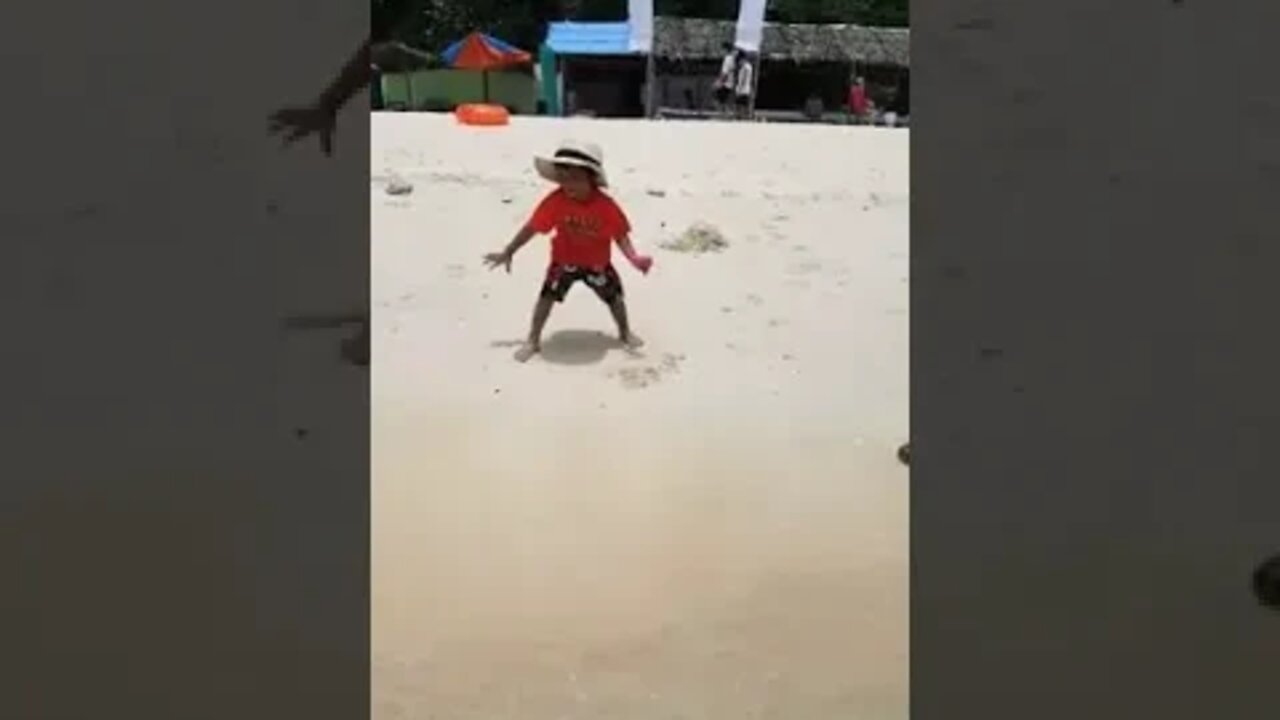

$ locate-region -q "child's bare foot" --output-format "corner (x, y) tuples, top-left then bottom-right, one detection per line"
(620, 333), (645, 352)
(513, 342), (540, 363)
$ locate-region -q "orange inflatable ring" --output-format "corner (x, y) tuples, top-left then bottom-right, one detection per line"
(455, 103), (510, 126)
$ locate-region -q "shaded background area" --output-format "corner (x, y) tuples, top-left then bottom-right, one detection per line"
(379, 0), (908, 58)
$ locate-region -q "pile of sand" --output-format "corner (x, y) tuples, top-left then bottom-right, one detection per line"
(660, 221), (730, 254)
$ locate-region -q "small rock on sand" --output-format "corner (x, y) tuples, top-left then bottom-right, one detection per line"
(386, 178), (414, 196)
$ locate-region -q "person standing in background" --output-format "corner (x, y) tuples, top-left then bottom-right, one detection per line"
(848, 75), (870, 124)
(733, 51), (754, 120)
(712, 42), (738, 114)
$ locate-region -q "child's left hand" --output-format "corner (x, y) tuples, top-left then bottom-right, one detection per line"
(629, 254), (653, 275)
(483, 250), (513, 273)
(269, 104), (337, 156)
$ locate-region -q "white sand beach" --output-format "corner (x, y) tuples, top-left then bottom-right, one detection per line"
(372, 113), (909, 719)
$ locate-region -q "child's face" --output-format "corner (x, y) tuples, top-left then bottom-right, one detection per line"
(557, 165), (595, 200)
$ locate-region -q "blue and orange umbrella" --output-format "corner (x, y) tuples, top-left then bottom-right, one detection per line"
(441, 32), (532, 102)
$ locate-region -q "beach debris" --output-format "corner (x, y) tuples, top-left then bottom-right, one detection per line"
(617, 365), (662, 389)
(646, 188), (667, 198)
(385, 174), (414, 196)
(613, 353), (684, 390)
(788, 260), (823, 277)
(897, 443), (910, 466)
(661, 222), (729, 255)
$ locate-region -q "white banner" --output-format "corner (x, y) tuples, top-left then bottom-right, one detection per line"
(735, 0), (768, 53)
(628, 0), (654, 53)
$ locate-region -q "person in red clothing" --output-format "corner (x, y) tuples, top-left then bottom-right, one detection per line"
(484, 140), (653, 363)
(848, 75), (871, 123)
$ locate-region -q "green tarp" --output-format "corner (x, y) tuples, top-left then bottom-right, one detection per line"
(379, 69), (536, 113)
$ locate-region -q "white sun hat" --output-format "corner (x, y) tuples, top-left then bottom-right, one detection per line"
(533, 139), (609, 187)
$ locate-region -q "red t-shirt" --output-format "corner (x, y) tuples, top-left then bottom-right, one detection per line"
(527, 188), (630, 269)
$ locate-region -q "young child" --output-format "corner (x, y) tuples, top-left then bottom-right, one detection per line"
(484, 140), (653, 363)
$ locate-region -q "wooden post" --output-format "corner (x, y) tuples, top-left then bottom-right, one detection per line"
(748, 52), (761, 120)
(645, 52), (657, 118)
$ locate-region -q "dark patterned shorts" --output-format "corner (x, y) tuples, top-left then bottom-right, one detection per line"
(541, 263), (623, 304)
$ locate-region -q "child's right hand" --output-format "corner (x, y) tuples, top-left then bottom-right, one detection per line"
(483, 251), (512, 273)
(629, 254), (653, 275)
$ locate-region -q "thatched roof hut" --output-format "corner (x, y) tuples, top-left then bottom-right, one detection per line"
(652, 16), (909, 67)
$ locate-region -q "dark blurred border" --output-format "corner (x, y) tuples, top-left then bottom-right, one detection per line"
(913, 2), (1280, 717)
(0, 0), (370, 717)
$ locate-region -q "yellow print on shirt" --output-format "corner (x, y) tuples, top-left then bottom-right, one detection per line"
(561, 213), (603, 239)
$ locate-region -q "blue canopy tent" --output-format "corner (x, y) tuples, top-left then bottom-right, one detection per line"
(542, 22), (648, 116)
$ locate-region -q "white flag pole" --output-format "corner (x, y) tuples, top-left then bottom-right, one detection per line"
(627, 0), (656, 117)
(734, 0), (767, 52)
(735, 0), (768, 119)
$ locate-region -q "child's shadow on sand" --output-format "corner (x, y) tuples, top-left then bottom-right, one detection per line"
(491, 330), (619, 366)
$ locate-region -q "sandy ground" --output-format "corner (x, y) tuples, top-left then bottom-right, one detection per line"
(372, 113), (909, 720)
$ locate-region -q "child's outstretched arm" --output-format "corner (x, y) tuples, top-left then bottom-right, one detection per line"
(615, 234), (653, 274)
(484, 225), (537, 273)
(269, 38), (374, 156)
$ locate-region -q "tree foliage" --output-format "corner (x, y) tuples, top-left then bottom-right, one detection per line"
(385, 0), (907, 52)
